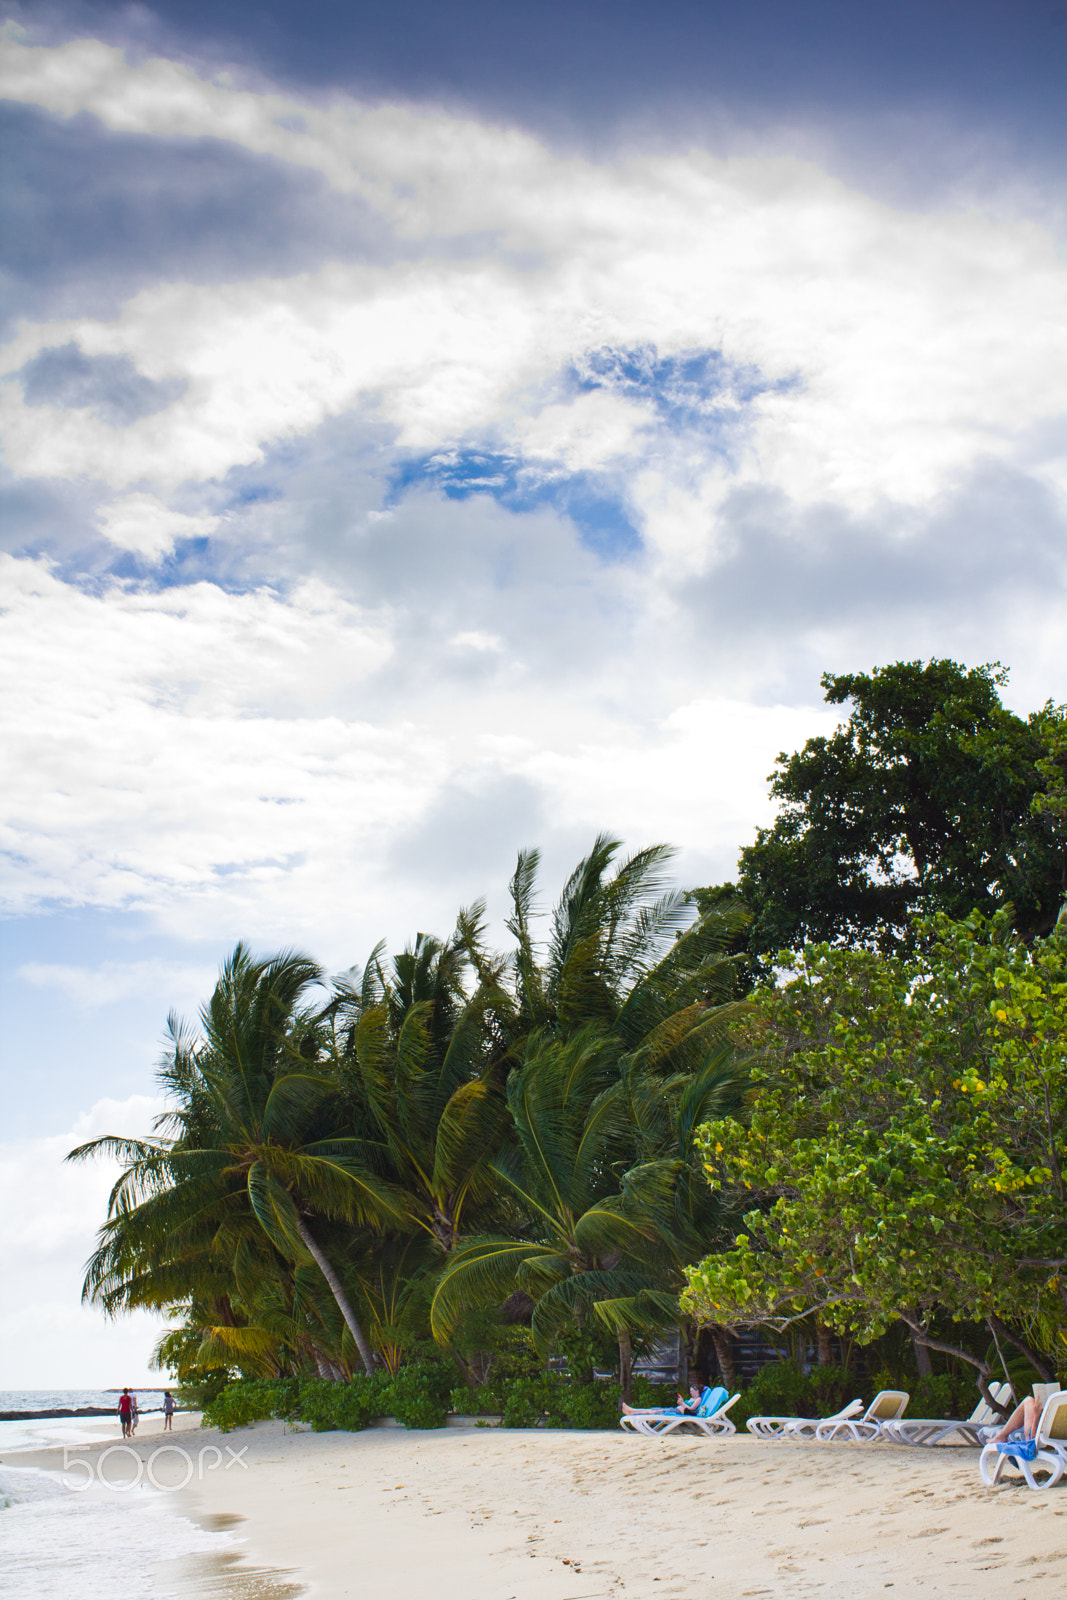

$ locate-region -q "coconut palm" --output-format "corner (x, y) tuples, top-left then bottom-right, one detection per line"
(464, 835), (747, 1062)
(70, 945), (411, 1375)
(429, 1024), (750, 1381)
(326, 924), (512, 1255)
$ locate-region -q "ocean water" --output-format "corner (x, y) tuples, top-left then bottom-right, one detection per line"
(0, 1391), (173, 1454)
(0, 1462), (230, 1599)
(0, 1389), (170, 1414)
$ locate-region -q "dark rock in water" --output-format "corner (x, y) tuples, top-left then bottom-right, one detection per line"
(0, 1407), (116, 1420)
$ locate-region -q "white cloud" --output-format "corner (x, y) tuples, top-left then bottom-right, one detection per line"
(96, 495), (218, 560)
(0, 1094), (169, 1386)
(449, 630), (504, 654)
(0, 556), (414, 925)
(0, 546), (850, 945)
(0, 34), (1064, 951)
(0, 33), (1064, 533)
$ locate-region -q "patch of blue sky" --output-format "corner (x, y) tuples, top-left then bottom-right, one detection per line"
(229, 482), (283, 507)
(568, 343), (797, 435)
(389, 342), (788, 556)
(107, 535), (215, 590)
(390, 449), (641, 560)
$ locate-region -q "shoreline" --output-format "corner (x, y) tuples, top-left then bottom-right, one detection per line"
(6, 1417), (1067, 1597)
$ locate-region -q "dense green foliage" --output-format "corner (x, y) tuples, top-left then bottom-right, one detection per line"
(723, 660), (1067, 958)
(683, 913), (1067, 1392)
(200, 1361), (456, 1432)
(726, 1362), (978, 1429)
(72, 658), (1067, 1415)
(72, 836), (749, 1392)
(198, 1365), (674, 1434)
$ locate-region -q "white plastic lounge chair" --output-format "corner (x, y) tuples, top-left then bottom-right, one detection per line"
(979, 1390), (1067, 1490)
(620, 1384), (722, 1434)
(813, 1389), (909, 1442)
(637, 1392), (741, 1438)
(747, 1397), (864, 1441)
(885, 1382), (1013, 1448)
(621, 1389), (740, 1438)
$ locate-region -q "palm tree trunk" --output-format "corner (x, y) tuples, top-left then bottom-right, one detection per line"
(677, 1324), (689, 1392)
(618, 1328), (633, 1403)
(295, 1214), (378, 1376)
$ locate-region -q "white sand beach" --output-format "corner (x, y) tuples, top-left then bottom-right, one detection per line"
(7, 1418), (1067, 1599)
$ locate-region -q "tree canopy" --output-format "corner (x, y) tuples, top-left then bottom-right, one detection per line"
(71, 837), (751, 1389)
(722, 660), (1067, 958)
(69, 661), (1067, 1410)
(682, 912), (1067, 1396)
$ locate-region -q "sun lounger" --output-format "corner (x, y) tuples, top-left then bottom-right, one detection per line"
(747, 1397), (864, 1441)
(621, 1389), (740, 1437)
(979, 1390), (1067, 1490)
(813, 1389), (909, 1442)
(620, 1384), (722, 1434)
(637, 1392), (741, 1438)
(884, 1381), (1013, 1448)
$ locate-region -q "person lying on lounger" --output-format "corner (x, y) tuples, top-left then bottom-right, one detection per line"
(988, 1394), (1042, 1445)
(621, 1379), (716, 1417)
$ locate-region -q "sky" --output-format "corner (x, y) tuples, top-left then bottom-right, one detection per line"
(1, 0), (1065, 1386)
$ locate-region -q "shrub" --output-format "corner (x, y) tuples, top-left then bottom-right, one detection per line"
(555, 1380), (621, 1430)
(729, 1363), (859, 1430)
(174, 1367), (232, 1411)
(458, 1371), (627, 1429)
(389, 1361), (453, 1429)
(201, 1379), (298, 1434)
(870, 1368), (978, 1421)
(628, 1376), (678, 1411)
(502, 1374), (558, 1428)
(294, 1373), (393, 1432)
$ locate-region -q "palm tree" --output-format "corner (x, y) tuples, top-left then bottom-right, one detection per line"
(430, 838), (751, 1382)
(326, 924), (512, 1255)
(70, 945), (411, 1375)
(429, 1026), (749, 1384)
(463, 835), (746, 1060)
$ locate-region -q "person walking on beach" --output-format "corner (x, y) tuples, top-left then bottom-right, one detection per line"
(117, 1389), (133, 1438)
(130, 1392), (139, 1434)
(163, 1391), (175, 1431)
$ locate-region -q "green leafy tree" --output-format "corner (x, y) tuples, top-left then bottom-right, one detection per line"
(726, 660), (1067, 957)
(682, 913), (1067, 1404)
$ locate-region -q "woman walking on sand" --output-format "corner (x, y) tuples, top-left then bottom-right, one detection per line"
(163, 1391), (175, 1431)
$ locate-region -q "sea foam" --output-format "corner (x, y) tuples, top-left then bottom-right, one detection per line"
(0, 1463), (229, 1598)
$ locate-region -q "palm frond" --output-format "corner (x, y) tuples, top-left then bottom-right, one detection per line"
(430, 1239), (559, 1339)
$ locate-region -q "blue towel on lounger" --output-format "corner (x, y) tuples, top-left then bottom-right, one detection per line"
(996, 1435), (1037, 1460)
(697, 1385), (728, 1418)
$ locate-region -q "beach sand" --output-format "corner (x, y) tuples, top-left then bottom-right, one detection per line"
(7, 1418), (1067, 1598)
